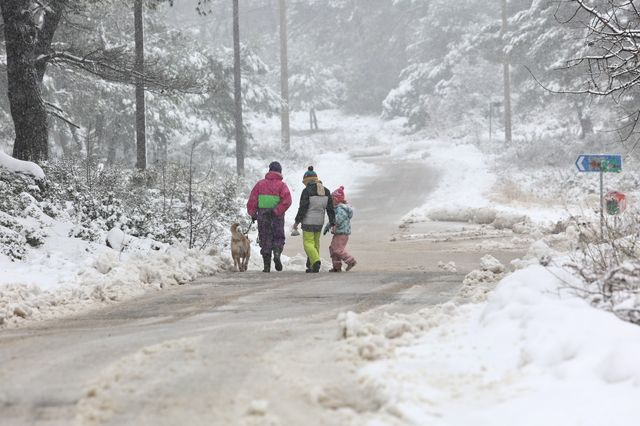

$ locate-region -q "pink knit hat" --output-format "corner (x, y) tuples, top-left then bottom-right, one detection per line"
(332, 186), (346, 204)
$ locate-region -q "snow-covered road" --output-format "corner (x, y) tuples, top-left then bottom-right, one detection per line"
(0, 156), (525, 425)
(0, 270), (463, 425)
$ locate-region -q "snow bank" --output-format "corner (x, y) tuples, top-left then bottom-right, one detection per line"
(0, 151), (45, 180)
(0, 210), (229, 327)
(0, 243), (226, 326)
(400, 140), (568, 231)
(350, 265), (640, 425)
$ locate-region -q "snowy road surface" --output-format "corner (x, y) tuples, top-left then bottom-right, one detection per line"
(0, 159), (522, 425)
(0, 271), (462, 425)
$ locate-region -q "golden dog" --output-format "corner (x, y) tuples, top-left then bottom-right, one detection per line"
(230, 223), (251, 272)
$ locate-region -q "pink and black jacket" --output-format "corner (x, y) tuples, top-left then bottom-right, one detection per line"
(247, 171), (292, 218)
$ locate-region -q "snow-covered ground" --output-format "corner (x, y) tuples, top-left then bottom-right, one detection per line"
(3, 110), (640, 424)
(340, 264), (640, 425)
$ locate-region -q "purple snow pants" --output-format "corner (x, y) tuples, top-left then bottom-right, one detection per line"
(257, 209), (285, 256)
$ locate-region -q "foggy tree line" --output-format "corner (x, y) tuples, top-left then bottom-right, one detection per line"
(1, 0), (639, 172)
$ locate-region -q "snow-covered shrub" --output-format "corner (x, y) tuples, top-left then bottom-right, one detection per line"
(0, 168), (48, 259)
(0, 211), (23, 232)
(573, 262), (640, 325)
(24, 227), (46, 247)
(145, 161), (242, 248)
(0, 225), (26, 260)
(0, 168), (43, 213)
(69, 223), (102, 242)
(568, 214), (640, 325)
(40, 157), (244, 249)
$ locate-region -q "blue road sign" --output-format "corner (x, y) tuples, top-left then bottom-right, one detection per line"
(576, 154), (622, 172)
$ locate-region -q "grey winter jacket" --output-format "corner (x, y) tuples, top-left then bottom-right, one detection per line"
(295, 182), (336, 232)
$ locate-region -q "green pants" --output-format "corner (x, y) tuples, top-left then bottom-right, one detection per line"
(303, 231), (321, 265)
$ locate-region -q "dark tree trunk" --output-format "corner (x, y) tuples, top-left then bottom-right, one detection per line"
(233, 0), (245, 176)
(134, 0), (147, 170)
(0, 1), (61, 163)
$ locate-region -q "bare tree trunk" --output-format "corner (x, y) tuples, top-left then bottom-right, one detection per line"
(94, 112), (105, 156)
(157, 131), (168, 163)
(0, 1), (61, 162)
(161, 161), (167, 219)
(70, 126), (84, 154)
(233, 0), (245, 176)
(309, 107), (318, 131)
(575, 102), (593, 139)
(56, 128), (72, 157)
(501, 0), (513, 144)
(107, 133), (117, 165)
(188, 150), (194, 249)
(279, 0), (291, 150)
(135, 0), (147, 170)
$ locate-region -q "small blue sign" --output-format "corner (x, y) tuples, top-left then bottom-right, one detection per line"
(576, 154), (622, 172)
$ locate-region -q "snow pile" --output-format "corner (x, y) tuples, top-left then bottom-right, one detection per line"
(0, 151), (45, 180)
(336, 303), (461, 363)
(400, 140), (571, 237)
(0, 243), (226, 326)
(106, 227), (126, 251)
(348, 265), (640, 425)
(457, 254), (506, 303)
(510, 239), (557, 270)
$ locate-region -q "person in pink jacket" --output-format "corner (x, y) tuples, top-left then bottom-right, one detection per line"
(247, 161), (292, 272)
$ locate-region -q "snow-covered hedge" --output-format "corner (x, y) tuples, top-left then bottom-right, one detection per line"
(41, 157), (244, 248)
(0, 168), (48, 260)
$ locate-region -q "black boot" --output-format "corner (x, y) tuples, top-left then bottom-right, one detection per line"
(305, 257), (312, 273)
(262, 253), (271, 273)
(273, 247), (283, 271)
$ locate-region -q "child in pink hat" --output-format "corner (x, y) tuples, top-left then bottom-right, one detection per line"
(323, 186), (357, 272)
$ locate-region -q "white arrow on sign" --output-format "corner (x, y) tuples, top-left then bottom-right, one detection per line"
(576, 155), (588, 172)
